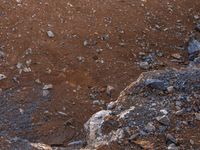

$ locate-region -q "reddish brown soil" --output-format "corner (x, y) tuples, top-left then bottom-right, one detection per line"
(0, 0), (200, 147)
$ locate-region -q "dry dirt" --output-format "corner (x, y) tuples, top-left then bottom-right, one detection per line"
(0, 0), (200, 149)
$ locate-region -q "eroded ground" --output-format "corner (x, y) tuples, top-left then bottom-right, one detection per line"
(0, 0), (200, 149)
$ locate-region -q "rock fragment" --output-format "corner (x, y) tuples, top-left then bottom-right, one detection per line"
(166, 134), (177, 145)
(43, 84), (53, 90)
(156, 115), (170, 126)
(145, 79), (166, 91)
(47, 31), (55, 38)
(0, 74), (6, 81)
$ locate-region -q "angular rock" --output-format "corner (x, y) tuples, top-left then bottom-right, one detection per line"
(156, 115), (170, 126)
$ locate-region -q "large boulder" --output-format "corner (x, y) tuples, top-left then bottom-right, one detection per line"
(84, 66), (200, 149)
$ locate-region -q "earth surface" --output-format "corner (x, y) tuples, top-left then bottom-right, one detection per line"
(0, 0), (200, 149)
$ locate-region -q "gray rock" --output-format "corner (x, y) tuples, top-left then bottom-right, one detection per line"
(156, 115), (170, 126)
(145, 79), (166, 91)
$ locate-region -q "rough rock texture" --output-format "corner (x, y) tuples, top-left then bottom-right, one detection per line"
(84, 65), (200, 149)
(0, 136), (52, 150)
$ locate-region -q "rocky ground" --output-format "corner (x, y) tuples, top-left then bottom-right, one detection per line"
(1, 0), (200, 150)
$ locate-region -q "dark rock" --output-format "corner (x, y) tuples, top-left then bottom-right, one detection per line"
(145, 79), (166, 91)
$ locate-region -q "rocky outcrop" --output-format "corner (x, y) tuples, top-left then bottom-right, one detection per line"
(84, 64), (200, 149)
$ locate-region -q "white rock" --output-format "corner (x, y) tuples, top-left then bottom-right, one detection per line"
(0, 74), (6, 81)
(43, 84), (53, 90)
(47, 31), (55, 38)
